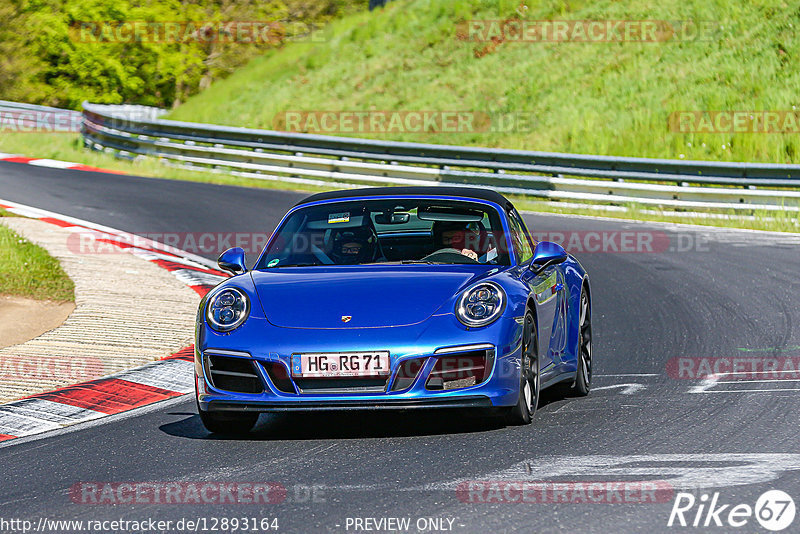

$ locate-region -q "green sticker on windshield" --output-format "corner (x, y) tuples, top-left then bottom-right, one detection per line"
(267, 259), (280, 267)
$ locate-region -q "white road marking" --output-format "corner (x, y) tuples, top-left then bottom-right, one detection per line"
(696, 388), (800, 394)
(688, 375), (719, 394)
(422, 454), (800, 492)
(0, 399), (105, 425)
(116, 359), (194, 393)
(0, 394), (191, 448)
(595, 374), (660, 377)
(593, 383), (646, 394)
(248, 453), (800, 494)
(718, 378), (800, 384)
(0, 410), (61, 437)
(26, 159), (79, 169)
(688, 371), (800, 394)
(3, 206), (46, 218)
(129, 248), (217, 270)
(172, 269), (226, 287)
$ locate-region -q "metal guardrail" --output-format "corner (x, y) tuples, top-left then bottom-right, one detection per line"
(58, 102), (800, 212)
(0, 100), (82, 132)
(0, 100), (80, 114)
(79, 103), (166, 122)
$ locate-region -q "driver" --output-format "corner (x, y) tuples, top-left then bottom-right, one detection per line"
(330, 227), (378, 265)
(431, 221), (481, 261)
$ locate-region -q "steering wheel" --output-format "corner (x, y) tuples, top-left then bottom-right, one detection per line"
(421, 248), (480, 264)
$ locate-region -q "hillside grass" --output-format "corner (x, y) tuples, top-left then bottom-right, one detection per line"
(0, 210), (75, 302)
(167, 0), (800, 164)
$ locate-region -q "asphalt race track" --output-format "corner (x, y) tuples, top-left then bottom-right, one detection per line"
(2, 160), (800, 533)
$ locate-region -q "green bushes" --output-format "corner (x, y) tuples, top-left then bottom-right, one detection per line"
(1, 0), (364, 109)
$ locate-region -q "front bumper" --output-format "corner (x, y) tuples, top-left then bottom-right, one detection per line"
(205, 397), (494, 413)
(195, 314), (524, 412)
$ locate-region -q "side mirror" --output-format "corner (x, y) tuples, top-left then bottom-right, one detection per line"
(531, 241), (568, 272)
(218, 247), (247, 275)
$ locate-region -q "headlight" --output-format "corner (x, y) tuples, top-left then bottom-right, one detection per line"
(206, 287), (250, 332)
(456, 282), (506, 327)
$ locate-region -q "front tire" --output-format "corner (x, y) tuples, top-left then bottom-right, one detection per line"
(571, 286), (592, 397)
(196, 385), (258, 435)
(505, 311), (539, 425)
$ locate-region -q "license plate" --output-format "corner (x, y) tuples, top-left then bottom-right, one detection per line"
(292, 352), (390, 378)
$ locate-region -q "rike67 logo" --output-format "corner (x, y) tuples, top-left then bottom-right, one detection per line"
(668, 490), (796, 531)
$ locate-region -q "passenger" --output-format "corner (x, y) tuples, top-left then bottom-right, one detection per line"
(330, 228), (379, 265)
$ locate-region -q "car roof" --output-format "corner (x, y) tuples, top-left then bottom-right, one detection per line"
(295, 186), (514, 209)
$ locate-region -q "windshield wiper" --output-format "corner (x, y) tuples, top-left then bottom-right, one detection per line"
(400, 260), (439, 264)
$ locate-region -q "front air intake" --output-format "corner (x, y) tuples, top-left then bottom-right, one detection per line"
(425, 350), (493, 391)
(206, 354), (263, 394)
(390, 358), (427, 391)
(261, 362), (297, 394)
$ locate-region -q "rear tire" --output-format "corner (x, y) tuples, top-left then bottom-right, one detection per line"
(505, 311), (539, 425)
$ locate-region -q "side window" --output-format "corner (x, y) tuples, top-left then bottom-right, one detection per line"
(513, 209), (536, 252)
(506, 209), (534, 263)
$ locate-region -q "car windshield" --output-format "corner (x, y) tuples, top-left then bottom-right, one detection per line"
(257, 199), (511, 268)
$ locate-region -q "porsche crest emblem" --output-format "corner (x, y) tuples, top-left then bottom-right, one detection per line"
(341, 315), (352, 323)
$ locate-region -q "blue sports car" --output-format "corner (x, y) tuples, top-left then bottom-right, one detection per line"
(195, 187), (592, 433)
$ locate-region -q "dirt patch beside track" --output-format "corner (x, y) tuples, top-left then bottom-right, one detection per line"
(0, 295), (74, 349)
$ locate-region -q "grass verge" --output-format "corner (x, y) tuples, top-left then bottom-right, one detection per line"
(0, 210), (75, 302)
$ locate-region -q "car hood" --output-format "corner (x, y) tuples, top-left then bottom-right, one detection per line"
(250, 265), (500, 329)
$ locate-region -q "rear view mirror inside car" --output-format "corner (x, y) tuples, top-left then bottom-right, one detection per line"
(374, 212), (411, 224)
(417, 205), (484, 222)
